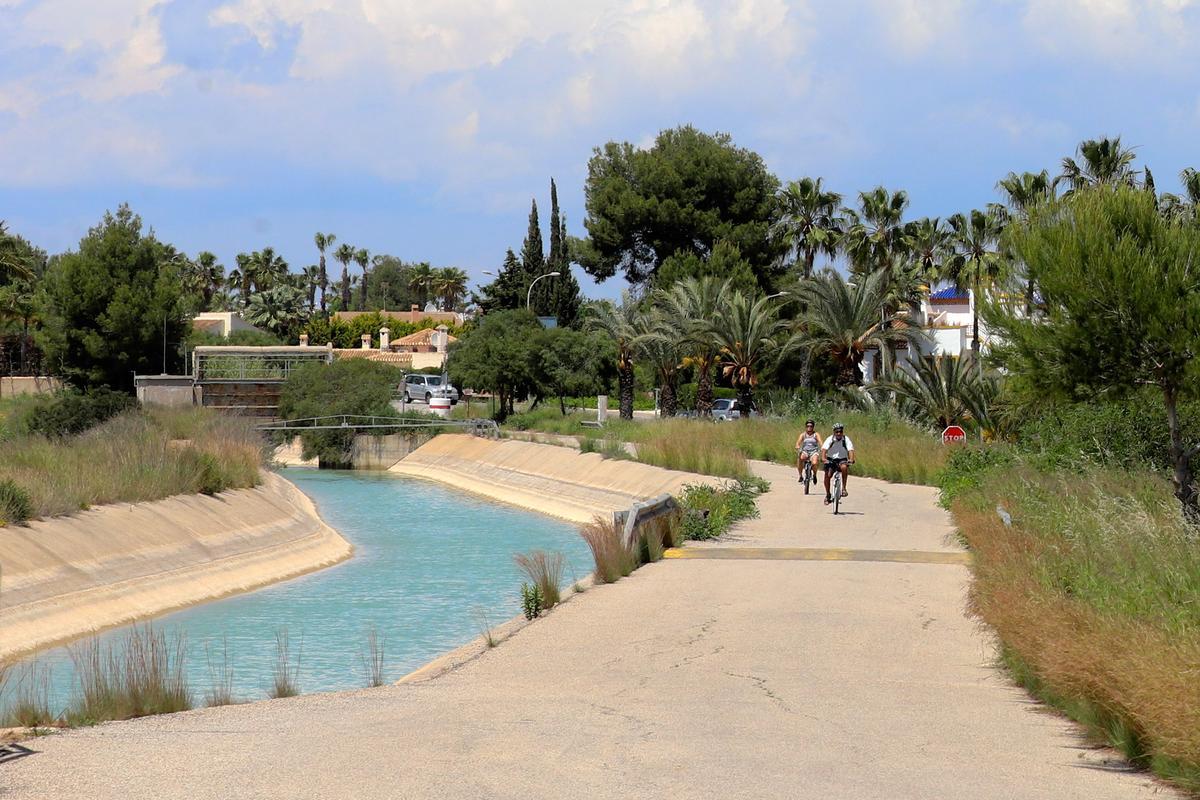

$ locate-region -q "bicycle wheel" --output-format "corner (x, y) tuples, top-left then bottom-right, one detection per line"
(833, 472), (842, 515)
(804, 463), (811, 495)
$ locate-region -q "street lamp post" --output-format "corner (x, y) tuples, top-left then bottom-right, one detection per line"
(526, 271), (561, 310)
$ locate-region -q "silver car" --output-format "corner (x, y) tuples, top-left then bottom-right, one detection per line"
(711, 398), (741, 421)
(402, 374), (459, 404)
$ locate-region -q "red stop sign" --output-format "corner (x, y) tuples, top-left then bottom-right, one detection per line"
(942, 425), (967, 444)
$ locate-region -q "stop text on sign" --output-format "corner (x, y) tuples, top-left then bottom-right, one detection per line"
(942, 425), (967, 444)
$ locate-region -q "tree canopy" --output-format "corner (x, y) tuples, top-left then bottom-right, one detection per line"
(579, 125), (782, 288)
(989, 185), (1200, 516)
(38, 205), (187, 390)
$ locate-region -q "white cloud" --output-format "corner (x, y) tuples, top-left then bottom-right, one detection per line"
(1021, 0), (1200, 60)
(870, 0), (965, 57)
(11, 0), (180, 102)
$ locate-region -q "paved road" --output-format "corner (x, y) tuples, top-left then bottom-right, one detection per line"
(1, 463), (1174, 799)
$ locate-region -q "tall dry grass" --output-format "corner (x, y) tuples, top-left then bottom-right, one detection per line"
(952, 467), (1200, 790)
(1, 660), (54, 728)
(579, 516), (637, 584)
(359, 626), (386, 688)
(0, 407), (264, 523)
(513, 550), (565, 610)
(513, 412), (946, 486)
(66, 625), (192, 725)
(270, 628), (301, 699)
(204, 636), (236, 707)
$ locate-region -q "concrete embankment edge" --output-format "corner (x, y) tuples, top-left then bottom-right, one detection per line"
(0, 472), (353, 662)
(388, 433), (722, 523)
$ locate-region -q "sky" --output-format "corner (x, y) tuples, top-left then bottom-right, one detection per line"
(2, 0), (1200, 301)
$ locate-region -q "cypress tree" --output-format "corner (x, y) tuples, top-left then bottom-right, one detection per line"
(522, 199), (551, 315)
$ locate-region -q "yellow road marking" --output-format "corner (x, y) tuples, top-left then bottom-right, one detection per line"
(662, 547), (972, 566)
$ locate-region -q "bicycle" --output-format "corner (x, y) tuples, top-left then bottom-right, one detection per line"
(825, 459), (850, 514)
(799, 450), (817, 495)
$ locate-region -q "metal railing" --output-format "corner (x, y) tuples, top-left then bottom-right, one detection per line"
(257, 414), (499, 438)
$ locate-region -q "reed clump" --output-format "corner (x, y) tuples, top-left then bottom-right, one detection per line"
(579, 517), (638, 584)
(270, 628), (302, 699)
(513, 550), (565, 610)
(65, 625), (192, 725)
(359, 626), (386, 688)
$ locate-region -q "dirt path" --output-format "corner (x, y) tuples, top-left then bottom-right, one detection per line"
(1, 464), (1174, 799)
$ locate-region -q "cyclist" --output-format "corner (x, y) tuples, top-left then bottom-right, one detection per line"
(821, 422), (855, 505)
(795, 419), (822, 484)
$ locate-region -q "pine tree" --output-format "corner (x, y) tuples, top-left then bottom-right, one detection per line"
(475, 248), (524, 311)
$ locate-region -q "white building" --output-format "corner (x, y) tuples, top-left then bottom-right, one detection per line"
(859, 286), (989, 384)
(192, 312), (264, 338)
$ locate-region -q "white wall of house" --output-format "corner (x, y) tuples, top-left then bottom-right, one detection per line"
(193, 312), (263, 337)
(411, 352), (447, 371)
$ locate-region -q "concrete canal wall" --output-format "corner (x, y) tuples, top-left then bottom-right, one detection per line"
(0, 472), (352, 661)
(389, 434), (723, 522)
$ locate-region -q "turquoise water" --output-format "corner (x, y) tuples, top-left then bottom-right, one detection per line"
(7, 469), (590, 712)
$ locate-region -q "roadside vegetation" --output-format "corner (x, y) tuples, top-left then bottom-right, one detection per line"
(0, 396), (263, 524)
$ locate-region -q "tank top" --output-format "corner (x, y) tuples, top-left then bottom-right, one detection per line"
(800, 432), (820, 453)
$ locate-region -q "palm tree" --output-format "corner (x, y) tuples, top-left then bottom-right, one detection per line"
(902, 217), (952, 282)
(408, 263), (435, 310)
(244, 285), (307, 339)
(314, 232), (336, 313)
(773, 177), (843, 280)
(433, 267), (469, 311)
(0, 222), (34, 283)
(633, 310), (684, 418)
(795, 270), (922, 387)
(333, 243), (355, 312)
(843, 187), (912, 378)
(301, 265), (320, 311)
(654, 276), (731, 416)
(193, 251), (224, 311)
(871, 354), (992, 431)
(354, 248), (370, 311)
(1057, 136), (1139, 193)
(586, 293), (642, 419)
(946, 209), (1007, 360)
(995, 170), (1054, 313)
(842, 187), (910, 278)
(233, 252), (252, 309)
(709, 291), (796, 414)
(250, 247), (288, 292)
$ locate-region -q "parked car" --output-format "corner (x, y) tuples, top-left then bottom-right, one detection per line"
(711, 398), (741, 421)
(402, 373), (460, 404)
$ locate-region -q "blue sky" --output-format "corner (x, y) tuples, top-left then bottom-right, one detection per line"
(2, 0), (1200, 301)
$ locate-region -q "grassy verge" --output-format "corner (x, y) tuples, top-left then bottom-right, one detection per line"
(503, 406), (946, 485)
(0, 407), (265, 523)
(947, 458), (1200, 791)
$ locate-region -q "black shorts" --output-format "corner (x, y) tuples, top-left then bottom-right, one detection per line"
(824, 458), (848, 472)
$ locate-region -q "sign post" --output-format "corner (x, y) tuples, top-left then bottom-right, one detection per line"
(942, 425), (967, 445)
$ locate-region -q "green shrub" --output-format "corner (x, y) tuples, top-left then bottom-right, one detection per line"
(20, 388), (136, 438)
(278, 359), (409, 466)
(679, 478), (766, 540)
(0, 478), (33, 524)
(936, 445), (1018, 508)
(520, 583), (544, 620)
(1016, 391), (1200, 473)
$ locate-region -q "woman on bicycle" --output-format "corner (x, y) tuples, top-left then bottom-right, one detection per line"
(795, 419), (822, 484)
(822, 422), (855, 505)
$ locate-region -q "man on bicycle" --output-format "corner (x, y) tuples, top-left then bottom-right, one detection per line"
(822, 422), (855, 505)
(795, 419), (822, 483)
